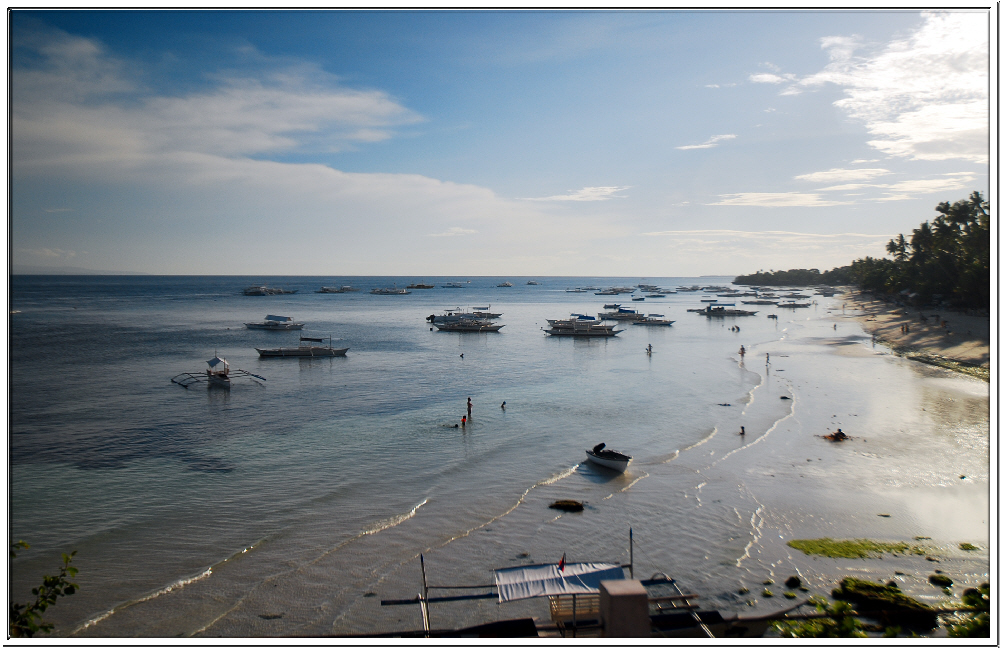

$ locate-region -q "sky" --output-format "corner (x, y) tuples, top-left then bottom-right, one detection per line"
(6, 9), (993, 276)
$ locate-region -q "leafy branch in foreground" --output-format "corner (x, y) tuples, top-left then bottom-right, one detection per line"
(944, 583), (989, 638)
(9, 541), (79, 638)
(772, 596), (868, 638)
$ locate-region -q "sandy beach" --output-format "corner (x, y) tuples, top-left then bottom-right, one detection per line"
(837, 290), (991, 379)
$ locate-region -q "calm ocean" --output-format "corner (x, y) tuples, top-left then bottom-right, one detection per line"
(9, 276), (988, 637)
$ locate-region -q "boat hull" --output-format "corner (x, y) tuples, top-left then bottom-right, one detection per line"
(585, 450), (631, 472)
(256, 347), (348, 357)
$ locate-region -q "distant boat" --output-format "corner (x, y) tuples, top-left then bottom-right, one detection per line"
(631, 297), (645, 301)
(633, 317), (675, 326)
(496, 282), (514, 287)
(777, 302), (811, 308)
(245, 315), (305, 330)
(371, 287), (410, 295)
(443, 282), (466, 288)
(585, 443), (631, 472)
(243, 285), (298, 296)
(406, 283), (435, 289)
(316, 286), (359, 293)
(526, 281), (540, 285)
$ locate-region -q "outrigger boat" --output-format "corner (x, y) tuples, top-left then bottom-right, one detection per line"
(171, 356), (265, 389)
(585, 443), (631, 472)
(256, 336), (348, 357)
(372, 529), (793, 638)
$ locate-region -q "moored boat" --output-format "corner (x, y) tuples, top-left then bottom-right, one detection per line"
(406, 283), (435, 289)
(434, 318), (504, 332)
(171, 356), (265, 389)
(256, 336), (348, 357)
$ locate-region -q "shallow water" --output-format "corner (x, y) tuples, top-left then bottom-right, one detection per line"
(8, 276), (990, 636)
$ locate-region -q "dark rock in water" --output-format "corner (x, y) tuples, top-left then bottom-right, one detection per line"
(780, 396), (790, 400)
(549, 500), (584, 512)
(832, 577), (937, 630)
(785, 576), (801, 589)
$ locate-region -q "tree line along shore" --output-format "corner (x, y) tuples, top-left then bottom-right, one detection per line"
(734, 192), (989, 314)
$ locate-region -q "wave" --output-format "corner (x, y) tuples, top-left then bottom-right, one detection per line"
(362, 499), (429, 535)
(70, 566), (214, 635)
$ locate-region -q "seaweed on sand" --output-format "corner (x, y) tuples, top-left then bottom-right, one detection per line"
(787, 538), (922, 559)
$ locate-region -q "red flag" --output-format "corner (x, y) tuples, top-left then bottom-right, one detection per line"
(558, 553), (566, 572)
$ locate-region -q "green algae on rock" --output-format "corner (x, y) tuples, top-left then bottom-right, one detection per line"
(787, 538), (925, 559)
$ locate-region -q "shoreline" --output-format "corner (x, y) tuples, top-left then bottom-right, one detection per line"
(836, 289), (991, 381)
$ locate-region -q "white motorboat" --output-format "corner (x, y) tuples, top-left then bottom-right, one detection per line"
(256, 336), (348, 357)
(171, 356), (265, 389)
(496, 281), (514, 287)
(585, 443), (631, 472)
(245, 315), (305, 330)
(632, 316), (675, 326)
(371, 287), (410, 295)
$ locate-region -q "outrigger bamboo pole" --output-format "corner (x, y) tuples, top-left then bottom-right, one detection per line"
(419, 554), (430, 637)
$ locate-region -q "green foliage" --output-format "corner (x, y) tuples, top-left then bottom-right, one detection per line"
(862, 192), (988, 308)
(9, 545), (79, 638)
(787, 537), (917, 559)
(772, 597), (868, 638)
(736, 192), (990, 309)
(959, 543), (978, 551)
(733, 267), (851, 287)
(945, 583), (989, 638)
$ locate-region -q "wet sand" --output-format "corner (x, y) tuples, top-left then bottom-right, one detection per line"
(837, 290), (991, 379)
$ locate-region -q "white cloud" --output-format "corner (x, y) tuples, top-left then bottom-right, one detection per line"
(793, 12), (988, 163)
(637, 229), (891, 264)
(708, 192), (849, 207)
(12, 25), (424, 173)
(20, 247), (77, 259)
(749, 73), (793, 84)
(676, 134), (737, 150)
(429, 227), (477, 237)
(795, 167), (891, 183)
(526, 186), (631, 201)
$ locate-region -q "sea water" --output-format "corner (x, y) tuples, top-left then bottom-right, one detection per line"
(8, 276), (990, 637)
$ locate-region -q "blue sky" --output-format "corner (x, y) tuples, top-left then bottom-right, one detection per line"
(8, 10), (991, 275)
